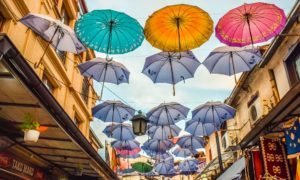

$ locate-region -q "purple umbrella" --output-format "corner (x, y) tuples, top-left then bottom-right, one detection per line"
(185, 120), (216, 137)
(78, 58), (130, 98)
(103, 123), (135, 141)
(143, 139), (174, 152)
(172, 147), (197, 158)
(177, 135), (204, 150)
(20, 13), (86, 67)
(179, 159), (199, 175)
(111, 139), (140, 150)
(142, 51), (200, 96)
(147, 124), (181, 140)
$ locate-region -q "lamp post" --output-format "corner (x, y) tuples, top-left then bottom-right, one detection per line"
(131, 110), (149, 136)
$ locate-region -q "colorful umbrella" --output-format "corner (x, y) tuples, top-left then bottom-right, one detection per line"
(115, 148), (141, 155)
(216, 2), (286, 47)
(92, 100), (135, 123)
(185, 120), (216, 137)
(142, 51), (201, 96)
(132, 162), (153, 173)
(78, 58), (130, 97)
(144, 4), (213, 52)
(142, 139), (174, 152)
(177, 135), (204, 150)
(75, 10), (144, 57)
(20, 13), (86, 67)
(111, 139), (140, 150)
(103, 123), (135, 141)
(147, 124), (181, 140)
(203, 46), (262, 83)
(146, 102), (189, 125)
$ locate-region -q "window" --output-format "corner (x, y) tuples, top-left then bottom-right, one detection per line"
(42, 72), (54, 93)
(74, 115), (82, 128)
(0, 11), (5, 31)
(81, 77), (89, 104)
(285, 42), (300, 86)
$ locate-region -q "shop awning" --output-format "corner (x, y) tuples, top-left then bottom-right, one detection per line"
(217, 157), (245, 180)
(0, 34), (118, 179)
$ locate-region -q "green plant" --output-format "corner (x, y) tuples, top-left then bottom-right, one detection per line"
(20, 113), (40, 131)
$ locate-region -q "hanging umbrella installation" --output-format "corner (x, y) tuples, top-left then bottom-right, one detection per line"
(215, 2), (286, 47)
(111, 139), (140, 150)
(103, 123), (135, 141)
(142, 139), (174, 152)
(177, 135), (205, 150)
(132, 162), (153, 173)
(172, 147), (197, 158)
(192, 102), (236, 171)
(78, 58), (130, 98)
(20, 13), (86, 67)
(147, 124), (181, 140)
(75, 9), (144, 58)
(92, 100), (135, 123)
(142, 51), (201, 95)
(146, 102), (189, 125)
(202, 46), (262, 83)
(185, 120), (216, 137)
(144, 4), (213, 52)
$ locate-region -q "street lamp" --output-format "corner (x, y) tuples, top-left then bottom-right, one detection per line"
(131, 110), (149, 136)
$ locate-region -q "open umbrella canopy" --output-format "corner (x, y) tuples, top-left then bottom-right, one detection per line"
(144, 4), (213, 52)
(142, 139), (174, 152)
(185, 120), (216, 137)
(103, 123), (135, 140)
(142, 51), (201, 96)
(154, 157), (174, 175)
(192, 101), (236, 126)
(177, 135), (205, 150)
(146, 102), (189, 125)
(111, 139), (140, 150)
(20, 13), (86, 54)
(132, 162), (153, 173)
(117, 153), (141, 159)
(75, 9), (144, 54)
(216, 2), (286, 47)
(92, 100), (135, 123)
(179, 159), (199, 174)
(147, 124), (181, 140)
(172, 147), (197, 158)
(202, 46), (262, 82)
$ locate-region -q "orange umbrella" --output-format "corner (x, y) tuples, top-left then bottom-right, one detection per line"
(144, 4), (213, 52)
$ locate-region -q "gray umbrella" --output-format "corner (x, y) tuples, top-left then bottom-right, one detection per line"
(92, 100), (135, 123)
(78, 58), (130, 98)
(20, 13), (86, 67)
(142, 51), (200, 96)
(203, 46), (262, 83)
(146, 102), (189, 125)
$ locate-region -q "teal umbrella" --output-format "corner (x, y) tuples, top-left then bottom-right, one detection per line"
(75, 10), (144, 57)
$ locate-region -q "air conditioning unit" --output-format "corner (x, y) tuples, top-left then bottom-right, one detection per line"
(248, 97), (264, 125)
(221, 132), (236, 150)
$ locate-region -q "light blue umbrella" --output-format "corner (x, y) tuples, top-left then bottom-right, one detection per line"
(117, 153), (141, 159)
(147, 124), (181, 140)
(154, 157), (174, 175)
(203, 46), (262, 83)
(146, 102), (189, 125)
(179, 159), (199, 175)
(75, 10), (144, 56)
(192, 101), (236, 126)
(142, 139), (174, 152)
(185, 120), (216, 137)
(143, 149), (172, 160)
(78, 58), (130, 97)
(192, 101), (236, 171)
(103, 123), (135, 140)
(92, 100), (135, 123)
(111, 139), (140, 150)
(142, 51), (200, 96)
(177, 135), (204, 150)
(172, 147), (197, 158)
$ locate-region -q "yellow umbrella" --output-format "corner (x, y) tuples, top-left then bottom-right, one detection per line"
(144, 4), (213, 52)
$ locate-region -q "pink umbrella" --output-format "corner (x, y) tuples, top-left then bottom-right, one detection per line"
(216, 2), (286, 47)
(115, 148), (141, 155)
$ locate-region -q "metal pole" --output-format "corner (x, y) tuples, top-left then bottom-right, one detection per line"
(212, 106), (223, 172)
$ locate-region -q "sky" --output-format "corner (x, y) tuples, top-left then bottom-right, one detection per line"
(85, 0), (296, 159)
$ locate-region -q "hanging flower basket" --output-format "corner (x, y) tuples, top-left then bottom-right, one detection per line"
(24, 129), (40, 142)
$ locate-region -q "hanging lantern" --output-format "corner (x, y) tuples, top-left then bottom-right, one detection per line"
(131, 110), (149, 136)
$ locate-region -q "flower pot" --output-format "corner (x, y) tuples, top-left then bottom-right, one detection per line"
(24, 129), (40, 142)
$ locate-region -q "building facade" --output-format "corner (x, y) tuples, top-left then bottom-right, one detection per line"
(0, 0), (117, 179)
(199, 1), (300, 179)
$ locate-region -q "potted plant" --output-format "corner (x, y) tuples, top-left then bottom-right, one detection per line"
(20, 113), (47, 142)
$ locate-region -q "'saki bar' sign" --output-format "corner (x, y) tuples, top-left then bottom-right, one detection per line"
(0, 152), (45, 180)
